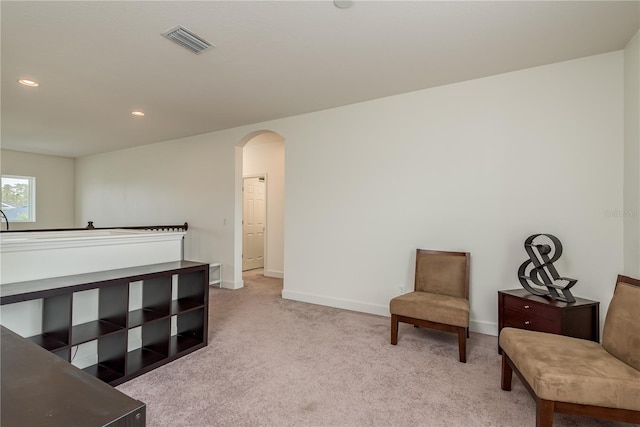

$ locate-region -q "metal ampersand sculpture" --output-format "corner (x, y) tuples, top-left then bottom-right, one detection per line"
(517, 234), (577, 303)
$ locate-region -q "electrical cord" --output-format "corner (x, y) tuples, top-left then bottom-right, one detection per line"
(0, 209), (8, 230)
(70, 345), (79, 362)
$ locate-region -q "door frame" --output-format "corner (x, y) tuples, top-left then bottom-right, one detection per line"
(242, 174), (267, 272)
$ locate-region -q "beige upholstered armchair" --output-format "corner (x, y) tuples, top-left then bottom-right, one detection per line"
(500, 275), (640, 426)
(389, 249), (470, 362)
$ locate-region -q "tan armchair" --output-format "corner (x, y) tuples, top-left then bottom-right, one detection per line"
(389, 249), (470, 362)
(500, 275), (640, 426)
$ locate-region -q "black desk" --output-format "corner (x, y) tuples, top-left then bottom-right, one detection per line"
(1, 326), (146, 427)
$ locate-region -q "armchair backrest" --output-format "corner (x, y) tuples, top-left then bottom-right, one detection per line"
(414, 249), (470, 299)
(602, 275), (640, 370)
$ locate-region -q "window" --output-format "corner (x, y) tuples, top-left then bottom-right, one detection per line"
(1, 175), (36, 222)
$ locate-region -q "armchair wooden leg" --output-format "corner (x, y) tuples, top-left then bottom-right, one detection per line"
(457, 327), (466, 363)
(501, 353), (512, 391)
(536, 399), (554, 427)
(391, 314), (398, 345)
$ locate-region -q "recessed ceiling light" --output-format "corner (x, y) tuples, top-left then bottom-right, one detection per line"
(18, 79), (39, 87)
(131, 111), (145, 117)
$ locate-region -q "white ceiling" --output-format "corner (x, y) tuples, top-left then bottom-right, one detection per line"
(2, 1), (638, 158)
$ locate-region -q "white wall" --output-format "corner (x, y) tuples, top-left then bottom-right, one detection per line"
(243, 132), (285, 278)
(0, 149), (74, 229)
(281, 51), (623, 335)
(75, 132), (240, 287)
(76, 51), (625, 335)
(624, 29), (640, 278)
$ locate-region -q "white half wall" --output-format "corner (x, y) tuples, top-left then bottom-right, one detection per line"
(0, 150), (75, 229)
(75, 51), (626, 336)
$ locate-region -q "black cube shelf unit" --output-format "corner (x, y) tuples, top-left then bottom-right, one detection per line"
(0, 261), (209, 386)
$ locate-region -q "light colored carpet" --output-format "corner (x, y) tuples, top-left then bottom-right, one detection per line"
(117, 270), (630, 427)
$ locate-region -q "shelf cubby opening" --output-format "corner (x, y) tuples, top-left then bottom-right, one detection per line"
(22, 293), (72, 354)
(82, 331), (127, 383)
(127, 276), (172, 328)
(27, 333), (69, 353)
(142, 317), (171, 356)
(71, 319), (127, 346)
(170, 308), (205, 357)
(142, 277), (172, 315)
(128, 308), (169, 328)
(176, 271), (206, 305)
(169, 334), (204, 356)
(71, 282), (128, 346)
(99, 282), (129, 329)
(41, 293), (72, 350)
(171, 298), (204, 315)
(208, 263), (221, 287)
(52, 347), (70, 360)
(126, 317), (171, 375)
(126, 347), (167, 374)
(83, 363), (125, 384)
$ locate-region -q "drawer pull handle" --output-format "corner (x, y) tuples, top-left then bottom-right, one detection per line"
(524, 305), (530, 309)
(524, 321), (531, 325)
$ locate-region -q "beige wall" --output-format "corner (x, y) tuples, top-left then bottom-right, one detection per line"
(624, 29), (640, 277)
(0, 149), (74, 229)
(243, 132), (285, 278)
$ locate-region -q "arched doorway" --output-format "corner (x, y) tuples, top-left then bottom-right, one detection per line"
(235, 131), (285, 285)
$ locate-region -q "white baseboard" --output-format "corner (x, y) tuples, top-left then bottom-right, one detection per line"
(282, 289), (390, 317)
(282, 289), (498, 336)
(222, 279), (244, 290)
(264, 270), (283, 279)
(70, 341), (97, 370)
(470, 319), (498, 336)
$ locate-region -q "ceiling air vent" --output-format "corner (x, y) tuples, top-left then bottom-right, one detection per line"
(161, 25), (214, 55)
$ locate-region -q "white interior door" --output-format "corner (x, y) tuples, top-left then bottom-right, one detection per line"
(242, 176), (265, 271)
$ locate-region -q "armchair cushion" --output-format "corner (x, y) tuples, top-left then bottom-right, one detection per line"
(500, 327), (640, 411)
(390, 292), (469, 328)
(602, 282), (640, 371)
(416, 253), (468, 298)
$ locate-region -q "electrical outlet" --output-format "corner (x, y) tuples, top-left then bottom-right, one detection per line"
(398, 285), (404, 295)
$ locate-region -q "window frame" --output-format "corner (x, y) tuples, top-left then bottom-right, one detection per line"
(1, 174), (36, 223)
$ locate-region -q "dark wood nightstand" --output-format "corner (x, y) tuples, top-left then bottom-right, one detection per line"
(498, 289), (599, 353)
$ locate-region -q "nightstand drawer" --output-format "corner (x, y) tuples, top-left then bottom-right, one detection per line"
(503, 308), (561, 334)
(502, 294), (557, 320)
